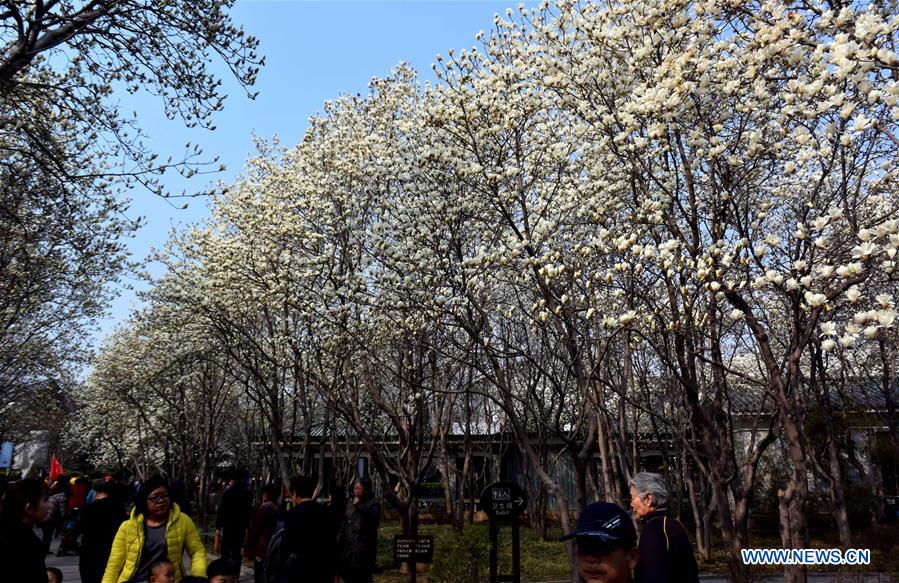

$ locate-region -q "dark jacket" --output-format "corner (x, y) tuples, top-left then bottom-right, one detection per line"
(47, 491), (68, 528)
(217, 482), (251, 533)
(79, 496), (127, 583)
(244, 499), (279, 561)
(339, 495), (380, 571)
(0, 520), (47, 583)
(282, 499), (337, 583)
(634, 510), (700, 583)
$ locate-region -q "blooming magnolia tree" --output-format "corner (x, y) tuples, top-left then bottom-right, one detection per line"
(1, 0), (262, 445)
(73, 2), (899, 582)
(72, 307), (243, 515)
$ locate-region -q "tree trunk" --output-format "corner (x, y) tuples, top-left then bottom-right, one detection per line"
(778, 408), (810, 583)
(682, 443), (711, 560)
(811, 344), (852, 548)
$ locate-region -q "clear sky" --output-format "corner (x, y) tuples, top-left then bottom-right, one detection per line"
(101, 0), (536, 343)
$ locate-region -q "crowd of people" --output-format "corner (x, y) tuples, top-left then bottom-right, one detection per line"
(573, 472), (700, 583)
(0, 471), (382, 583)
(0, 468), (701, 583)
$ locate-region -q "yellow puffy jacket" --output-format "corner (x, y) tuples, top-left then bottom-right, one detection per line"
(102, 502), (207, 583)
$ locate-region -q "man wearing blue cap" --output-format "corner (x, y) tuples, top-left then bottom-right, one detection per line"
(562, 501), (640, 583)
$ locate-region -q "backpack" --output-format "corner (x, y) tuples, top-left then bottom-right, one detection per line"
(262, 519), (285, 583)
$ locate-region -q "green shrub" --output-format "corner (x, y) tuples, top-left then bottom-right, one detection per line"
(430, 526), (491, 583)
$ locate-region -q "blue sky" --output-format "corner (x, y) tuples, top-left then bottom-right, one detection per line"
(102, 0), (535, 342)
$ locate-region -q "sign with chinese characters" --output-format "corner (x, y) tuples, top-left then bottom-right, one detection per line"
(393, 535), (434, 564)
(480, 482), (527, 583)
(479, 481), (527, 520)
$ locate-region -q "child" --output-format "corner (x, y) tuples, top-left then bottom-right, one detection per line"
(47, 567), (63, 583)
(148, 559), (176, 583)
(207, 557), (240, 583)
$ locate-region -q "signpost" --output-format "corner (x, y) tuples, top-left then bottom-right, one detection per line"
(480, 481), (527, 583)
(393, 534), (433, 583)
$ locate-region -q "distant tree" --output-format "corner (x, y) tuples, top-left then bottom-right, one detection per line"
(0, 0), (263, 195)
(0, 0), (262, 429)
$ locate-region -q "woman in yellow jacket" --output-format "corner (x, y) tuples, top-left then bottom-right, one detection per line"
(102, 476), (207, 583)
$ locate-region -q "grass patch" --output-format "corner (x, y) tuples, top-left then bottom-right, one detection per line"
(373, 522), (569, 583)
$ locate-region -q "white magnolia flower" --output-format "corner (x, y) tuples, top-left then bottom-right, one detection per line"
(876, 221), (898, 236)
(839, 334), (856, 348)
(876, 293), (894, 309)
(853, 113), (873, 131)
(731, 309), (745, 321)
(820, 321), (837, 336)
(879, 308), (897, 328)
(846, 286), (862, 303)
(804, 291), (828, 307)
(822, 338), (837, 352)
(817, 265), (835, 277)
(852, 241), (878, 260)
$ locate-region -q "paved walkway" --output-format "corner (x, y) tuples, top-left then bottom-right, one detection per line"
(43, 533), (255, 582)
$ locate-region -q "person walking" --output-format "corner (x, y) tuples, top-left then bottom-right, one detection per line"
(281, 475), (336, 583)
(102, 475), (207, 583)
(560, 501), (640, 583)
(79, 480), (127, 583)
(337, 478), (381, 583)
(215, 471), (251, 564)
(629, 472), (699, 583)
(59, 475), (90, 555)
(243, 483), (280, 583)
(0, 478), (51, 582)
(43, 479), (68, 554)
(168, 479), (192, 518)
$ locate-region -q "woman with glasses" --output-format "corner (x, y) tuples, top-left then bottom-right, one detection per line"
(102, 475), (207, 583)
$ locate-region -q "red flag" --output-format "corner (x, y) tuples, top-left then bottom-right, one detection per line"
(49, 454), (64, 481)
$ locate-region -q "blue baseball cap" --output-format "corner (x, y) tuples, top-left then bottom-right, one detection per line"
(560, 501), (637, 548)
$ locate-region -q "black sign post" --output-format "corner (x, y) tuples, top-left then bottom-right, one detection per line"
(480, 481), (527, 583)
(393, 534), (434, 583)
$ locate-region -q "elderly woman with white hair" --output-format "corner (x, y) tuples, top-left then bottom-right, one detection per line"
(628, 472), (699, 583)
